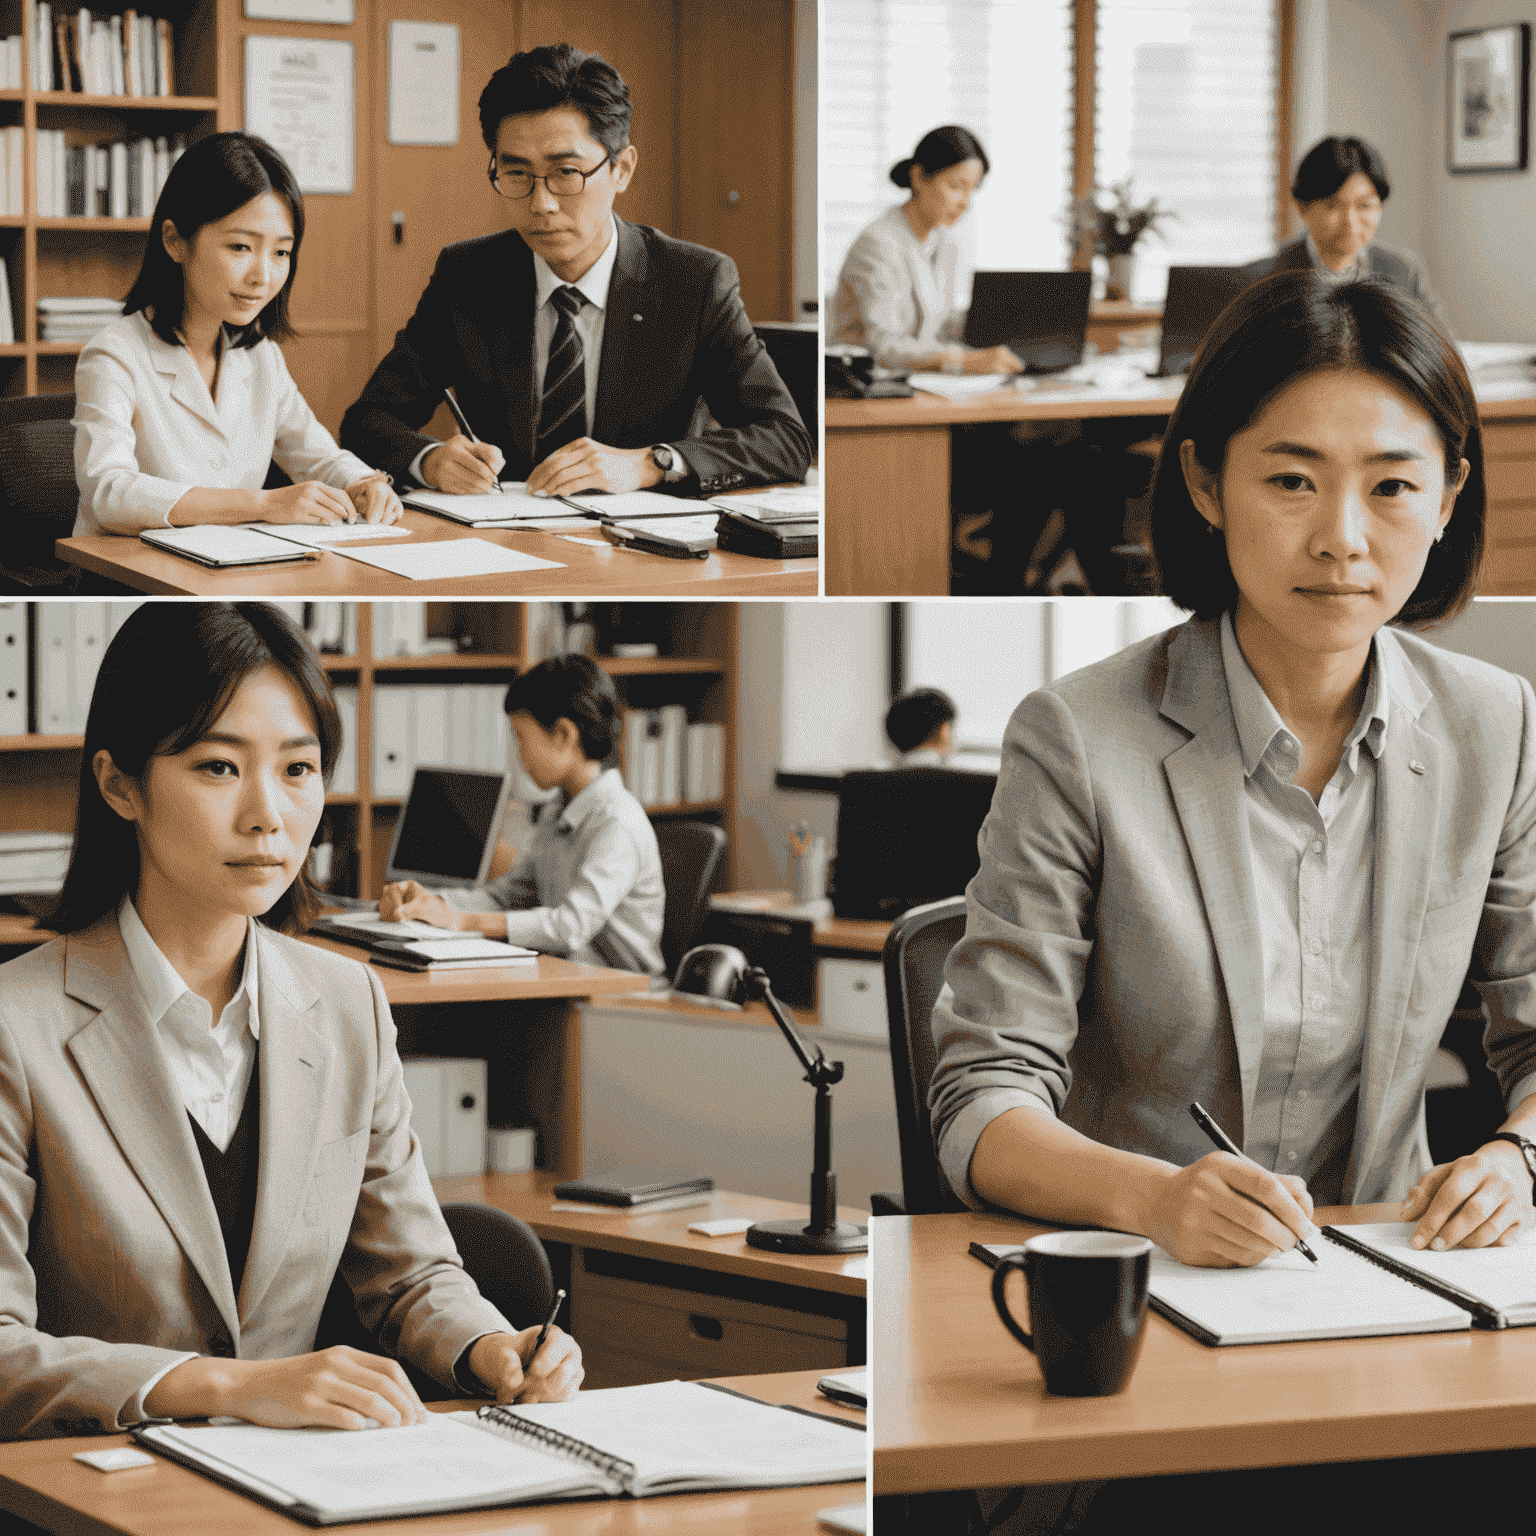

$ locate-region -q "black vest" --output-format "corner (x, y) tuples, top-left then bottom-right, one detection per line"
(187, 1057), (261, 1298)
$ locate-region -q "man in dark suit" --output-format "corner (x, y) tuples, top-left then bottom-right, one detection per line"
(340, 44), (810, 499)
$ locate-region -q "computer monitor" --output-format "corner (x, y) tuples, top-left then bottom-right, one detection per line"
(1153, 265), (1252, 377)
(383, 766), (514, 889)
(964, 271), (1093, 374)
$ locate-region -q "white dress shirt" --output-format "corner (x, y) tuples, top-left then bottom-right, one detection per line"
(72, 310), (375, 536)
(115, 894), (261, 1420)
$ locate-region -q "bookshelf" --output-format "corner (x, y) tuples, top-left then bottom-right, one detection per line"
(3, 0), (220, 397)
(0, 601), (741, 901)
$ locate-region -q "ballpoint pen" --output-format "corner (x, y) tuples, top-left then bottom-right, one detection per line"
(441, 386), (505, 493)
(531, 1288), (566, 1361)
(1188, 1101), (1319, 1264)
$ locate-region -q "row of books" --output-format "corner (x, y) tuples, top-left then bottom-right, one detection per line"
(0, 266), (13, 344)
(621, 707), (725, 807)
(38, 295), (122, 343)
(366, 684), (510, 799)
(28, 130), (184, 219)
(34, 6), (177, 97)
(4, 601), (145, 735)
(0, 829), (73, 896)
(0, 37), (23, 90)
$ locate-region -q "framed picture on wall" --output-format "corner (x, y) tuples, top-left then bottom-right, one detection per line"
(1448, 22), (1530, 173)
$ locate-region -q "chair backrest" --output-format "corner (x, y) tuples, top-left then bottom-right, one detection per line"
(883, 896), (969, 1215)
(831, 766), (997, 920)
(753, 321), (818, 443)
(0, 393), (78, 589)
(654, 819), (728, 976)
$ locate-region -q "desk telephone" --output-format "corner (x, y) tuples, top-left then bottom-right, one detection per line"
(825, 346), (914, 400)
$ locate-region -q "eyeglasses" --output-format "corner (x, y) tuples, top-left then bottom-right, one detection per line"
(488, 155), (613, 200)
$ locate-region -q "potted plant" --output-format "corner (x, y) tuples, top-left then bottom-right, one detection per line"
(1067, 178), (1177, 300)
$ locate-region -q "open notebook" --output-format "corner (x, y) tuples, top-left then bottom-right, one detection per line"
(133, 1379), (864, 1526)
(972, 1221), (1536, 1347)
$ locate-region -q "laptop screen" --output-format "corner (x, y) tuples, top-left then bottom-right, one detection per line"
(385, 767), (512, 888)
(1157, 265), (1252, 377)
(964, 271), (1092, 373)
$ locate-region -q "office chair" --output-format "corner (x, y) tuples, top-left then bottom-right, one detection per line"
(0, 393), (79, 590)
(829, 767), (996, 920)
(654, 819), (727, 976)
(753, 321), (818, 447)
(314, 1201), (554, 1399)
(872, 896), (968, 1217)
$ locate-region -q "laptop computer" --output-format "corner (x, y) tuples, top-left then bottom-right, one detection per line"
(1150, 265), (1252, 378)
(964, 270), (1092, 374)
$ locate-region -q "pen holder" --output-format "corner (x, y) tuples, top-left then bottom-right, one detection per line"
(792, 835), (829, 903)
(991, 1232), (1151, 1396)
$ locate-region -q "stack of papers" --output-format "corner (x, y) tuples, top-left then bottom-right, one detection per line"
(38, 294), (123, 343)
(1458, 339), (1536, 402)
(369, 936), (539, 972)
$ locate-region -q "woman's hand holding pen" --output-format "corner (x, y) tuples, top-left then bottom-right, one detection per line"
(468, 1326), (584, 1405)
(345, 472), (403, 524)
(1138, 1153), (1316, 1268)
(1400, 1143), (1536, 1252)
(260, 480), (356, 524)
(423, 435), (506, 494)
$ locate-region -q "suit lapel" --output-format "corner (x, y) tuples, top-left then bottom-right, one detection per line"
(1159, 621), (1268, 1140)
(595, 218), (659, 445)
(493, 236), (538, 469)
(145, 323), (223, 435)
(239, 927), (330, 1325)
(62, 920), (239, 1338)
(1348, 636), (1439, 1199)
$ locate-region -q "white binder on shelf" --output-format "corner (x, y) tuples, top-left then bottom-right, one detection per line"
(446, 684), (473, 768)
(0, 604), (26, 736)
(69, 604), (108, 733)
(657, 704), (687, 805)
(413, 686), (448, 770)
(331, 686), (358, 796)
(477, 685), (505, 771)
(32, 605), (72, 735)
(372, 687), (414, 798)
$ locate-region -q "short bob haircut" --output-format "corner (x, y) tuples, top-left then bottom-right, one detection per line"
(1292, 135), (1391, 205)
(890, 125), (990, 190)
(47, 603), (340, 937)
(123, 132), (304, 349)
(503, 654), (620, 763)
(885, 688), (958, 754)
(478, 44), (632, 157)
(1150, 273), (1484, 626)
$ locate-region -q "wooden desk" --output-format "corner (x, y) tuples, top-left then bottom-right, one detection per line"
(709, 891), (891, 958)
(433, 1171), (868, 1390)
(0, 1372), (863, 1536)
(56, 508), (817, 597)
(827, 387), (1536, 597)
(874, 1205), (1536, 1496)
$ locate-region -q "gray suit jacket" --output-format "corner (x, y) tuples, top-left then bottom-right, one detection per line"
(929, 619), (1536, 1211)
(0, 915), (513, 1440)
(1250, 234), (1451, 329)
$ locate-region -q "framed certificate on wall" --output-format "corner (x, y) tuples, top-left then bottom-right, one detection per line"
(1448, 22), (1530, 173)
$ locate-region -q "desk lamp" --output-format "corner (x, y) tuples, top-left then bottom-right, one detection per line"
(671, 944), (869, 1255)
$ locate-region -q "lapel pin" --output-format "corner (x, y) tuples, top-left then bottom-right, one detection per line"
(1409, 760), (1426, 775)
(632, 313), (643, 322)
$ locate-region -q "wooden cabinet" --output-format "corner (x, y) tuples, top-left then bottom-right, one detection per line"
(1479, 411), (1536, 596)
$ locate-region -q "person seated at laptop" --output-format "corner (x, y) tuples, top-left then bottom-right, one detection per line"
(73, 132), (402, 537)
(1248, 135), (1449, 329)
(339, 44), (809, 500)
(828, 126), (1022, 375)
(0, 603), (580, 1440)
(380, 655), (665, 976)
(885, 687), (957, 765)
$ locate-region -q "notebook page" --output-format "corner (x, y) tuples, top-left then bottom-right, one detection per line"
(1333, 1222), (1536, 1322)
(251, 522), (411, 545)
(475, 1380), (865, 1494)
(1147, 1237), (1473, 1344)
(139, 525), (312, 564)
(404, 485), (548, 521)
(560, 490), (719, 519)
(138, 1417), (602, 1519)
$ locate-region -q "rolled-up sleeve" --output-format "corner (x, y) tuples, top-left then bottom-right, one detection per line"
(497, 822), (643, 958)
(73, 342), (193, 534)
(928, 687), (1102, 1207)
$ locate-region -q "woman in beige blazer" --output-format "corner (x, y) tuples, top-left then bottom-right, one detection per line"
(72, 133), (402, 537)
(0, 603), (580, 1441)
(930, 274), (1536, 1274)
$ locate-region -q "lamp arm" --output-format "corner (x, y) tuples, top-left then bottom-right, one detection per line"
(741, 966), (829, 1080)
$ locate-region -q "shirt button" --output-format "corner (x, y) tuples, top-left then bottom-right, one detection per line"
(1310, 996), (1324, 1012)
(1309, 939), (1322, 955)
(1311, 840), (1324, 854)
(1297, 1089), (1308, 1101)
(210, 1091), (224, 1103)
(1287, 1150), (1299, 1163)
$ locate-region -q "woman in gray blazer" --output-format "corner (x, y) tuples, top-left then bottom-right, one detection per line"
(930, 274), (1536, 1274)
(0, 604), (581, 1440)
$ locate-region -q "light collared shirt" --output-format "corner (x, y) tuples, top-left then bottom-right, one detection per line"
(1220, 613), (1385, 1204)
(445, 767), (665, 975)
(900, 747), (948, 767)
(115, 895), (260, 1425)
(409, 215), (684, 485)
(1304, 229), (1361, 286)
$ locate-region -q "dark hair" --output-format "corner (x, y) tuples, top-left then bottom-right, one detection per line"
(1150, 273), (1484, 626)
(890, 125), (990, 190)
(478, 43), (632, 156)
(503, 654), (620, 762)
(1292, 135), (1390, 205)
(123, 131), (303, 349)
(885, 688), (957, 754)
(47, 604), (340, 936)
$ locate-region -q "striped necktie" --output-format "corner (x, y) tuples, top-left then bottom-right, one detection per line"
(535, 284), (588, 464)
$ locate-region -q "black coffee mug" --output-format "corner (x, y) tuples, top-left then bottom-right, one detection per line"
(990, 1232), (1152, 1396)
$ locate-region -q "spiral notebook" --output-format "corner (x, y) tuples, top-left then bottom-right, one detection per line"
(133, 1379), (864, 1526)
(972, 1221), (1536, 1347)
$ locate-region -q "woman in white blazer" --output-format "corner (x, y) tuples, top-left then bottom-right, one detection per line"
(827, 126), (1022, 375)
(0, 604), (581, 1440)
(72, 133), (402, 537)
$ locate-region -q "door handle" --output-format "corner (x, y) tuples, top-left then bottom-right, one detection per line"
(392, 210), (404, 245)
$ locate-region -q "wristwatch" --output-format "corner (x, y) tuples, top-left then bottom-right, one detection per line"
(650, 444), (676, 475)
(1488, 1131), (1536, 1195)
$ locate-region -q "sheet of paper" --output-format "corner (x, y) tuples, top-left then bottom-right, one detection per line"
(561, 491), (719, 518)
(711, 488), (821, 519)
(405, 485), (550, 522)
(1335, 1221), (1536, 1316)
(908, 372), (1013, 400)
(243, 36), (354, 195)
(389, 938), (536, 961)
(253, 522), (410, 545)
(312, 915), (454, 939)
(491, 516), (594, 530)
(610, 514), (721, 542)
(333, 538), (564, 581)
(387, 21), (458, 145)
